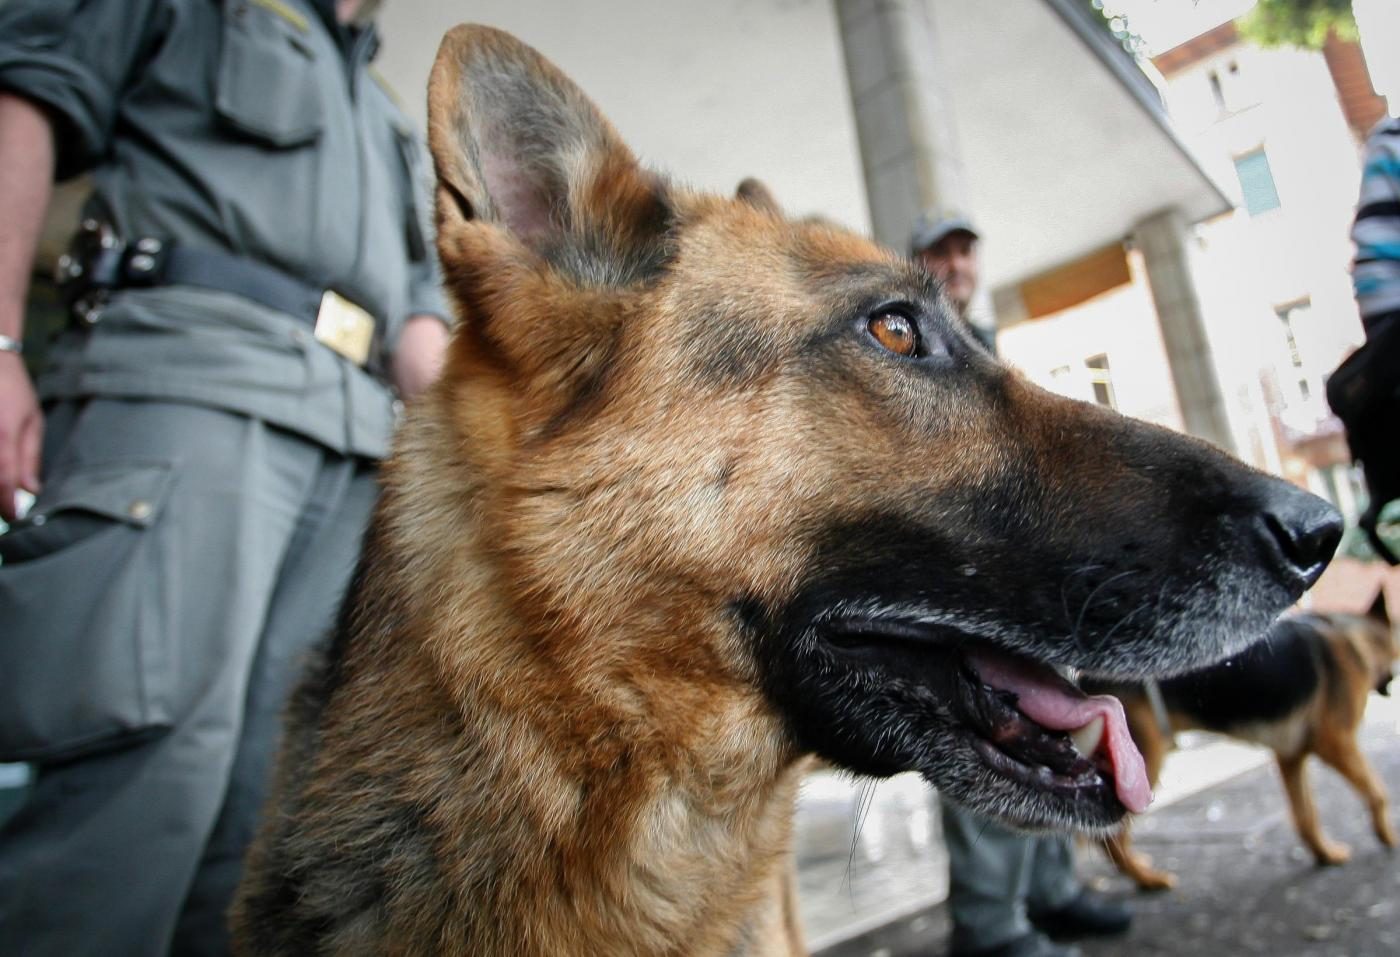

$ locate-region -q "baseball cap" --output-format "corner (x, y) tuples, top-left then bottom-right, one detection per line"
(909, 212), (979, 255)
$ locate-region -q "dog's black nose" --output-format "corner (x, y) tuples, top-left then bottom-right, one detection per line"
(1251, 482), (1343, 588)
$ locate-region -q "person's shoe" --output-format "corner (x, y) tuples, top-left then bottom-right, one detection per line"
(1028, 887), (1133, 939)
(948, 930), (1082, 957)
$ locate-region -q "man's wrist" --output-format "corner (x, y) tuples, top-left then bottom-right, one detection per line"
(0, 333), (23, 355)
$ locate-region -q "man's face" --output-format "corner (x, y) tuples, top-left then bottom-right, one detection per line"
(917, 231), (979, 312)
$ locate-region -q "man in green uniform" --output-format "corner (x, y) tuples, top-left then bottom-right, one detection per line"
(0, 0), (450, 952)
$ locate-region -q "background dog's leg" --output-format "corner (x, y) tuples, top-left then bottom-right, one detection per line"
(1277, 752), (1352, 865)
(1102, 828), (1177, 891)
(1313, 731), (1398, 850)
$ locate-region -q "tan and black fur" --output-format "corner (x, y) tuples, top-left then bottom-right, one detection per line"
(1097, 592), (1399, 891)
(232, 26), (1341, 956)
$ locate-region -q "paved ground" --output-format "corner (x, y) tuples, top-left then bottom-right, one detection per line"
(1071, 701), (1400, 957)
(809, 696), (1400, 957)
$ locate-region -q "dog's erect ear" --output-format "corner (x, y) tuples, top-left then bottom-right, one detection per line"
(426, 26), (673, 419)
(736, 177), (781, 216)
(427, 25), (671, 280)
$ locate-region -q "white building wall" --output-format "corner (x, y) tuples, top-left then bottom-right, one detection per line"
(1355, 0), (1400, 109)
(1000, 32), (1368, 480)
(373, 0), (871, 234)
(1165, 41), (1367, 442)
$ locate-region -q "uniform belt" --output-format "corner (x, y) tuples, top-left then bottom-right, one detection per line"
(159, 247), (328, 326)
(154, 248), (380, 368)
(59, 224), (379, 368)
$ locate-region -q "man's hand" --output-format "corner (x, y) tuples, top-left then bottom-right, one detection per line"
(0, 92), (56, 521)
(0, 350), (42, 522)
(390, 314), (450, 401)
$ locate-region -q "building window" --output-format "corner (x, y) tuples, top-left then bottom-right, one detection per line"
(1278, 312), (1302, 367)
(1276, 300), (1311, 368)
(1209, 59), (1258, 116)
(1234, 149), (1281, 216)
(1085, 354), (1116, 409)
(1208, 70), (1226, 112)
(1276, 300), (1317, 406)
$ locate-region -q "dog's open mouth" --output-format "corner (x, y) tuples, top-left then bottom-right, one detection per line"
(959, 648), (1150, 814)
(821, 618), (1151, 818)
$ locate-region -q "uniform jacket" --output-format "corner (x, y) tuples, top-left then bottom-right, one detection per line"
(0, 0), (450, 458)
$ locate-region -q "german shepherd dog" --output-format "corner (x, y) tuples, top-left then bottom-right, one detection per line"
(1096, 591), (1399, 891)
(232, 26), (1342, 956)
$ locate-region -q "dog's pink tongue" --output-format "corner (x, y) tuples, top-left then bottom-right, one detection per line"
(967, 650), (1152, 814)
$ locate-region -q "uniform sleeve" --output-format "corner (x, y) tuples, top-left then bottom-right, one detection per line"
(403, 130), (453, 328)
(0, 0), (174, 180)
(406, 250), (451, 327)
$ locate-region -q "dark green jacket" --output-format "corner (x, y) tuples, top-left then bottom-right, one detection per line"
(0, 0), (449, 458)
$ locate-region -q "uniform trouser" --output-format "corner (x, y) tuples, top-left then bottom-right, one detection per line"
(941, 800), (1079, 951)
(0, 398), (379, 956)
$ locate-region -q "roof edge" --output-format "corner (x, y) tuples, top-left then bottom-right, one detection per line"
(1042, 0), (1232, 225)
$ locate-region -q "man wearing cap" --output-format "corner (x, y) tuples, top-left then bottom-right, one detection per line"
(0, 0), (449, 952)
(911, 214), (1133, 957)
(909, 212), (996, 351)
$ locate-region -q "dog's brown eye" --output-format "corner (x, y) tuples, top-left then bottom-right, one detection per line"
(869, 312), (918, 357)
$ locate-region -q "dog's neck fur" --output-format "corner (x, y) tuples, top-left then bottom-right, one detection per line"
(333, 391), (807, 956)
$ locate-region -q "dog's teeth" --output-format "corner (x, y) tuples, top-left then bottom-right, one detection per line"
(1069, 716), (1105, 757)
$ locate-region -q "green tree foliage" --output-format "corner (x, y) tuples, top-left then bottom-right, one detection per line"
(1238, 0), (1358, 49)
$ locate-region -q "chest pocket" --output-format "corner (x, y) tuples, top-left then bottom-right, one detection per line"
(215, 0), (324, 147)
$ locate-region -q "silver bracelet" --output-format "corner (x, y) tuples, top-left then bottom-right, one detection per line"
(0, 334), (22, 355)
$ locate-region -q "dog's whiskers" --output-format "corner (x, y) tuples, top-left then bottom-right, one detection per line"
(1071, 568), (1141, 646)
(1060, 563), (1106, 633)
(843, 779), (880, 897)
(1098, 600), (1154, 650)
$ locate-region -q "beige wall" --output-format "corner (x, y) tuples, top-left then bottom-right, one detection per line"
(374, 0), (871, 233)
(998, 252), (1186, 433)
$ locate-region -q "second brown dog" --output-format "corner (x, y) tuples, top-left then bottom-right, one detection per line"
(1094, 592), (1398, 890)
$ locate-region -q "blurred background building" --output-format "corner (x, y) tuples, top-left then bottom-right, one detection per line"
(998, 0), (1387, 535)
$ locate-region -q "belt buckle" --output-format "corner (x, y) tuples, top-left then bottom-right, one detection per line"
(314, 291), (375, 366)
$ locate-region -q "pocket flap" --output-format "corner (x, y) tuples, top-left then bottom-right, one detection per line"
(215, 5), (324, 148)
(30, 463), (174, 528)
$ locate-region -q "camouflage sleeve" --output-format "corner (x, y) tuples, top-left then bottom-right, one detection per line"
(0, 0), (175, 179)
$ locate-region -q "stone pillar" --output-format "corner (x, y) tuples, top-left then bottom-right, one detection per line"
(1134, 208), (1236, 453)
(836, 0), (970, 252)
